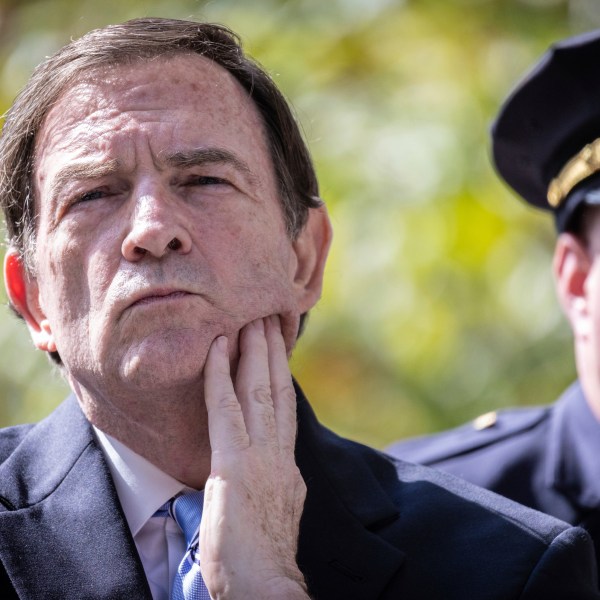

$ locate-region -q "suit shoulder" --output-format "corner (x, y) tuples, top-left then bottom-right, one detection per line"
(381, 454), (597, 590)
(386, 405), (551, 465)
(0, 423), (35, 464)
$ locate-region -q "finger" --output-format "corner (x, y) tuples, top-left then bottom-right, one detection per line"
(265, 314), (298, 453)
(234, 319), (277, 445)
(204, 335), (249, 453)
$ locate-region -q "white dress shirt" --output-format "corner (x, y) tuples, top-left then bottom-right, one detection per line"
(94, 427), (193, 600)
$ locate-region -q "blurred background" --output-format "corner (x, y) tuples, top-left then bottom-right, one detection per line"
(0, 0), (594, 447)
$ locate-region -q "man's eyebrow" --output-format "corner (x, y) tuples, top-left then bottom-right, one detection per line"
(165, 148), (256, 183)
(47, 148), (256, 201)
(49, 159), (120, 201)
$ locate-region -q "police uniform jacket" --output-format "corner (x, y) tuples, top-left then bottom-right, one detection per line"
(387, 380), (600, 582)
(0, 382), (599, 599)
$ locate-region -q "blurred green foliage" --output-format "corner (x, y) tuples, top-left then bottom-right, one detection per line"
(0, 0), (593, 447)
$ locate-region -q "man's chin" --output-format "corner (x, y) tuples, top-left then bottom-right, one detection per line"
(117, 331), (213, 390)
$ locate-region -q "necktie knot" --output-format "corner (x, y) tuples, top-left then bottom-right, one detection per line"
(171, 490), (205, 549)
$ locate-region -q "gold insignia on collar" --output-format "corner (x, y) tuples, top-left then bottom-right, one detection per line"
(473, 411), (498, 431)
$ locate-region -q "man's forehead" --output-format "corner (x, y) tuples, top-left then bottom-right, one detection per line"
(52, 53), (245, 113)
(32, 51), (276, 209)
(34, 52), (263, 163)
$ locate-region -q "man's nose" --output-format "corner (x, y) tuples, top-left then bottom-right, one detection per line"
(121, 188), (192, 261)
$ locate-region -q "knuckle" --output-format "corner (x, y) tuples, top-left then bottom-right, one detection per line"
(251, 383), (273, 406)
(275, 381), (296, 401)
(215, 430), (250, 452)
(215, 391), (241, 412)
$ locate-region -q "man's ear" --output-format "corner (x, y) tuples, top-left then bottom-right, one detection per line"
(554, 232), (593, 339)
(290, 204), (333, 313)
(4, 249), (56, 352)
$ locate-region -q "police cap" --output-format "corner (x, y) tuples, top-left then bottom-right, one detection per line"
(492, 29), (600, 232)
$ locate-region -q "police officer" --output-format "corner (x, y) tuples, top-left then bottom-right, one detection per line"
(387, 29), (600, 580)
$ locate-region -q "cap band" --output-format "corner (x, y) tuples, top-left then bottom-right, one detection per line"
(548, 137), (600, 207)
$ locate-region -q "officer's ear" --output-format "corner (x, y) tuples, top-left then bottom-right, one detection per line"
(4, 248), (57, 353)
(554, 233), (594, 339)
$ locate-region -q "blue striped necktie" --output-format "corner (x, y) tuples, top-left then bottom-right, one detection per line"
(156, 490), (211, 599)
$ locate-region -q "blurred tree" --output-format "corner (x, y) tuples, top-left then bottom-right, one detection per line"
(0, 0), (586, 447)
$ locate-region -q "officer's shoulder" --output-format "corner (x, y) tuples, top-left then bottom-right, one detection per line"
(386, 405), (551, 465)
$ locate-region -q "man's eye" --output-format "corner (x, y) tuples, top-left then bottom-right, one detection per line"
(187, 176), (227, 186)
(79, 189), (105, 202)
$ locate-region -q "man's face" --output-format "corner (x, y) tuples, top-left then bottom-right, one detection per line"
(29, 54), (304, 395)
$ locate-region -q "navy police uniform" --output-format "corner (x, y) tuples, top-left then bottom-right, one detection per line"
(389, 28), (600, 585)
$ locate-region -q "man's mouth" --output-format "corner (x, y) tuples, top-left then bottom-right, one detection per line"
(129, 290), (192, 307)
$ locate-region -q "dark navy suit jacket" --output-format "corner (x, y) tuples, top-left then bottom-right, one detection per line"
(1, 383), (599, 599)
(387, 381), (600, 585)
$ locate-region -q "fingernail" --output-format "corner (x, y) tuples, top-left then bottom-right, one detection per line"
(216, 336), (228, 352)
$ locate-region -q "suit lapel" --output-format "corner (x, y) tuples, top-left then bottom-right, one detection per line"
(0, 397), (151, 599)
(294, 384), (406, 599)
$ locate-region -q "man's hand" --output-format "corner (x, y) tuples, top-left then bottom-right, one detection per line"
(200, 316), (309, 599)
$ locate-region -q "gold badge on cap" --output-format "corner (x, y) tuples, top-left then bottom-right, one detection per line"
(548, 138), (600, 207)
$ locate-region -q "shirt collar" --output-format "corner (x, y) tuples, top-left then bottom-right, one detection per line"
(547, 380), (600, 509)
(93, 426), (186, 537)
